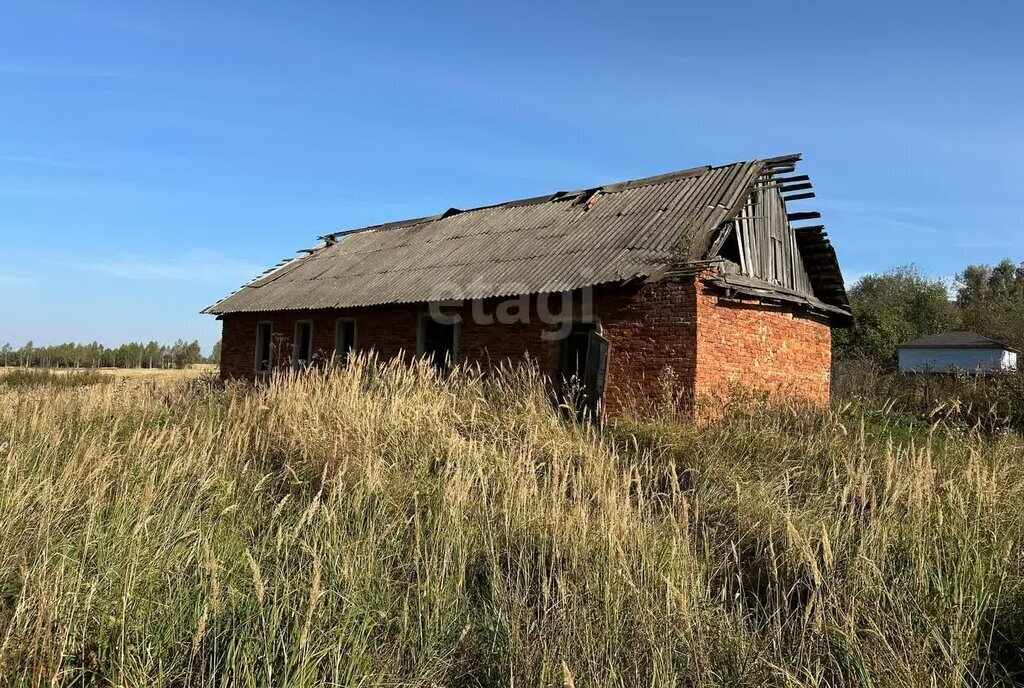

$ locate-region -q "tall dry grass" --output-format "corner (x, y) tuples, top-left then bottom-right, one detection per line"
(1, 358), (1023, 686)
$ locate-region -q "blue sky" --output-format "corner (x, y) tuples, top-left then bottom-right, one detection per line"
(1, 0), (1021, 353)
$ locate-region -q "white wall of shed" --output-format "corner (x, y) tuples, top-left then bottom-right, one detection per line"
(898, 347), (1014, 373)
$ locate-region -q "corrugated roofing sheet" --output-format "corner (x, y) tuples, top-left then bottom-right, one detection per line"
(204, 158), (770, 314)
(901, 331), (1018, 351)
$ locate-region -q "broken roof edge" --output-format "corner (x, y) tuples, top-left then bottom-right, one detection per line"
(702, 154), (852, 314)
(317, 154), (801, 242)
(201, 266), (851, 321)
(199, 248), (317, 315)
(200, 272), (663, 316)
(711, 272), (853, 325)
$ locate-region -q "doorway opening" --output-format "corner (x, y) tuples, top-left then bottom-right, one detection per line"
(418, 314), (458, 372)
(556, 322), (610, 420)
(292, 321), (313, 370)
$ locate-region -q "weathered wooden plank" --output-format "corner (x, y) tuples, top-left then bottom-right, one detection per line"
(708, 176), (818, 299)
(780, 182), (813, 193)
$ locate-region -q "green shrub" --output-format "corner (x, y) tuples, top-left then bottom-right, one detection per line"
(834, 360), (1024, 434)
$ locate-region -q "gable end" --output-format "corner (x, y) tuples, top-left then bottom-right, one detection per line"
(705, 155), (850, 322)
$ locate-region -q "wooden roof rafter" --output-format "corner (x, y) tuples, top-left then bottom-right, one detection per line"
(706, 154), (851, 317)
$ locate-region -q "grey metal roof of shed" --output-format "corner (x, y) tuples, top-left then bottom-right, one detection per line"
(900, 331), (1018, 352)
(204, 154), (841, 315)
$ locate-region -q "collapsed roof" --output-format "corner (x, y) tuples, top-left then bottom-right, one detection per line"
(204, 153), (848, 318)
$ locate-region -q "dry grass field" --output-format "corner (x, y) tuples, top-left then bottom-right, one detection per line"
(98, 363), (218, 379)
(1, 359), (1023, 686)
(0, 365), (216, 392)
(35, 364), (216, 380)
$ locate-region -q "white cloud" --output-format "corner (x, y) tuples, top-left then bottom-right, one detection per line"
(817, 198), (928, 217)
(820, 198), (947, 235)
(0, 272), (33, 286)
(52, 251), (263, 283)
(0, 64), (132, 79)
(872, 216), (947, 236)
(0, 186), (96, 197)
(0, 154), (85, 169)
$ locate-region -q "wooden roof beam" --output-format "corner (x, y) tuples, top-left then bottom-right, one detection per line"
(761, 152), (802, 166)
(780, 182), (812, 193)
(788, 211), (821, 222)
(784, 192), (816, 202)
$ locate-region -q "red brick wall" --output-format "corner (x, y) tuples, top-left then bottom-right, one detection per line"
(455, 296), (558, 371)
(597, 281), (697, 415)
(217, 281), (700, 414)
(219, 306), (421, 378)
(693, 278), (832, 406)
(217, 276), (832, 414)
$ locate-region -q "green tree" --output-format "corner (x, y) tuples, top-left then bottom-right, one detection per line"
(955, 259), (1024, 352)
(834, 265), (959, 366)
(143, 342), (160, 369)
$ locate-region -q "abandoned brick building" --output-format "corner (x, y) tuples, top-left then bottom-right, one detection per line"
(205, 153), (850, 415)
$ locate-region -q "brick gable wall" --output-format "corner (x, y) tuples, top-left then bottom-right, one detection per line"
(694, 280), (832, 406)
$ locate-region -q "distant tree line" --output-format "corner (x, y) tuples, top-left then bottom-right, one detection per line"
(0, 339), (221, 369)
(836, 259), (1024, 366)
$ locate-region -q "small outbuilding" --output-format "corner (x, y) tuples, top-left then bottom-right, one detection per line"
(899, 331), (1018, 374)
(205, 153), (851, 416)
